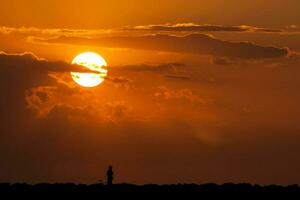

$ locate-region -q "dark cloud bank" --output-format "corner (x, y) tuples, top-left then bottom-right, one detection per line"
(36, 34), (289, 59)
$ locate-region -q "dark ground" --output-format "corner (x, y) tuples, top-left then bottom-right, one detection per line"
(1, 183), (300, 198)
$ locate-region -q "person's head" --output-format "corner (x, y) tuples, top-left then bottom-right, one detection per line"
(109, 165), (113, 170)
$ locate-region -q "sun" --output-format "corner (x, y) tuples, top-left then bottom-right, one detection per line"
(71, 52), (108, 87)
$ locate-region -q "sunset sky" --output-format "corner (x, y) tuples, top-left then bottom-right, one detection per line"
(1, 0), (300, 185)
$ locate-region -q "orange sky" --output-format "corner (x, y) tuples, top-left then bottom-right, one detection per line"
(1, 0), (299, 28)
(0, 0), (300, 185)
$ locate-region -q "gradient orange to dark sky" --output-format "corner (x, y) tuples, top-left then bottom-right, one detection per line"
(1, 0), (300, 185)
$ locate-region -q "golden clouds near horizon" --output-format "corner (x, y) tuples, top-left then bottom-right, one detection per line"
(71, 52), (108, 87)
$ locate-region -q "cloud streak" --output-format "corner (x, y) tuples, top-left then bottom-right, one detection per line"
(35, 34), (290, 59)
(126, 23), (283, 33)
(110, 63), (185, 72)
(0, 23), (287, 39)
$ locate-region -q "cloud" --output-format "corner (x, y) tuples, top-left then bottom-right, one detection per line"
(0, 53), (66, 120)
(0, 52), (74, 100)
(45, 104), (92, 122)
(103, 102), (130, 122)
(0, 26), (111, 37)
(126, 23), (282, 33)
(105, 76), (132, 83)
(105, 63), (186, 88)
(212, 57), (235, 65)
(164, 74), (191, 80)
(0, 51), (93, 74)
(25, 86), (59, 117)
(154, 86), (207, 104)
(0, 24), (283, 38)
(111, 63), (185, 72)
(26, 85), (131, 122)
(286, 25), (299, 31)
(104, 76), (133, 89)
(35, 34), (290, 59)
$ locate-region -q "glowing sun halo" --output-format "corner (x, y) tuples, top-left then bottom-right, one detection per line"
(71, 52), (108, 87)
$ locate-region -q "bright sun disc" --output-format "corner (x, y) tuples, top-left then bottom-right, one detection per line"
(71, 52), (108, 87)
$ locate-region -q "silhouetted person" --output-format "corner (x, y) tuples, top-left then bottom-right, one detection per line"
(106, 166), (114, 186)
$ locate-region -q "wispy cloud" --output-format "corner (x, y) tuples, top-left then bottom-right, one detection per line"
(125, 23), (283, 33)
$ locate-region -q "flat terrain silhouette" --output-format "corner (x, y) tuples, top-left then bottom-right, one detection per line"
(1, 183), (300, 197)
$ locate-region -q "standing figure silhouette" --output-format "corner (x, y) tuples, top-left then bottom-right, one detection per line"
(106, 166), (114, 186)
